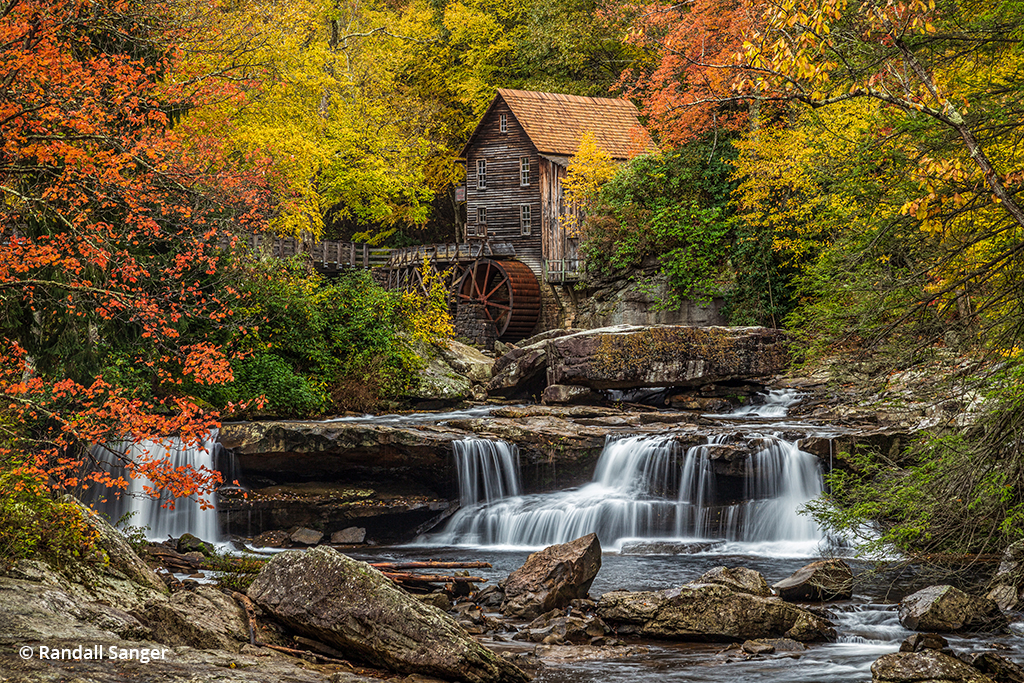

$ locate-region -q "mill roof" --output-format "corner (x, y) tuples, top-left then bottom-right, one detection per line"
(461, 89), (658, 160)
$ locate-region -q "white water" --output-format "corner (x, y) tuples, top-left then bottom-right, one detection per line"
(453, 438), (522, 506)
(86, 433), (223, 543)
(424, 391), (828, 554)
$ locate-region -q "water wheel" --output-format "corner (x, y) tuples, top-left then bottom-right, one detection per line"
(457, 259), (540, 341)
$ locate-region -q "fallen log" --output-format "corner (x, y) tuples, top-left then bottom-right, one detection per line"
(370, 561), (491, 570)
(382, 572), (486, 584)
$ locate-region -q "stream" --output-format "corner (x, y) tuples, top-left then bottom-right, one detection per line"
(98, 390), (1024, 681)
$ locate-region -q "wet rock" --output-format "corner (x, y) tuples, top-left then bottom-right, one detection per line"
(531, 643), (650, 663)
(898, 585), (1007, 632)
(500, 651), (544, 672)
(899, 633), (950, 653)
(139, 586), (249, 652)
(619, 540), (724, 556)
(416, 592), (453, 612)
(597, 582), (835, 642)
(987, 540), (1024, 611)
(959, 652), (1024, 683)
(515, 611), (609, 644)
(502, 533), (602, 619)
(331, 527), (366, 544)
(252, 529), (291, 548)
(698, 566), (771, 597)
(871, 651), (995, 683)
(475, 585), (504, 609)
(772, 559), (854, 602)
(743, 638), (806, 654)
(741, 640), (776, 655)
(247, 547), (528, 683)
(439, 339), (493, 384)
(542, 384), (602, 405)
(177, 533), (215, 556)
(289, 527), (323, 545)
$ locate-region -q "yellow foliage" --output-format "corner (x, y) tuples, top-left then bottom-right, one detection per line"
(561, 132), (618, 237)
(401, 258), (455, 344)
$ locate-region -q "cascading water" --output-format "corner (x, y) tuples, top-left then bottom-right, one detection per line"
(426, 391), (828, 553)
(453, 438), (521, 506)
(85, 433), (223, 542)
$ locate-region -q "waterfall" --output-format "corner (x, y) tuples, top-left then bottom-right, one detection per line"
(453, 439), (521, 506)
(425, 391), (828, 553)
(85, 433), (223, 543)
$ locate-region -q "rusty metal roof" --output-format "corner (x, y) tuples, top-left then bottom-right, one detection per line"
(462, 89), (658, 160)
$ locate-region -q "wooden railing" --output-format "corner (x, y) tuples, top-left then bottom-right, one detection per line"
(385, 241), (515, 269)
(221, 233), (391, 270)
(543, 258), (583, 283)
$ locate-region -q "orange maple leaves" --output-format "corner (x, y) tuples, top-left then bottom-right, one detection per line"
(0, 0), (271, 505)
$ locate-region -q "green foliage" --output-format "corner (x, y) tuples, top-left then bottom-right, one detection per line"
(0, 468), (99, 569)
(807, 360), (1024, 557)
(581, 141), (736, 307)
(202, 256), (451, 416)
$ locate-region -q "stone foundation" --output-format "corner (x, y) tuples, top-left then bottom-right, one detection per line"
(455, 300), (498, 347)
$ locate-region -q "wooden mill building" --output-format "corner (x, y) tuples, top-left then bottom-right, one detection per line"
(454, 89), (657, 340)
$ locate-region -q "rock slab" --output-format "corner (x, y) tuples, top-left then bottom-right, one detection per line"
(247, 547), (527, 683)
(597, 581), (835, 642)
(898, 585), (1007, 632)
(871, 651), (995, 683)
(502, 533), (602, 619)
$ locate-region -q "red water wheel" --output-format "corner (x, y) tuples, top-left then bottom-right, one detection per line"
(457, 259), (540, 341)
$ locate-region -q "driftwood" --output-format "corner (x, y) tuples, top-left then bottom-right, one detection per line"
(370, 561), (491, 570)
(381, 572), (485, 584)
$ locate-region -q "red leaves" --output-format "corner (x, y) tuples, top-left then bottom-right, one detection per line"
(0, 0), (271, 504)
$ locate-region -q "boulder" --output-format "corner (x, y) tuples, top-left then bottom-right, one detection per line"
(959, 652), (1024, 683)
(139, 586), (249, 651)
(177, 533), (215, 556)
(331, 527), (367, 544)
(247, 547), (527, 683)
(773, 559), (854, 602)
(698, 567), (771, 597)
(502, 533), (602, 619)
(289, 527), (323, 545)
(898, 585), (1007, 632)
(409, 353), (473, 403)
(899, 633), (950, 653)
(487, 344), (549, 398)
(987, 539), (1024, 611)
(252, 529), (291, 548)
(619, 540), (724, 556)
(545, 325), (789, 391)
(439, 340), (493, 384)
(75, 501), (168, 596)
(871, 651), (995, 683)
(741, 638), (806, 654)
(597, 582), (835, 642)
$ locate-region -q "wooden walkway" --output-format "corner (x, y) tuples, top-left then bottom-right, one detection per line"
(222, 233), (517, 275)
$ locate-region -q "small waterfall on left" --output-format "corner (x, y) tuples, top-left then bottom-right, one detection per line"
(86, 432), (223, 542)
(453, 438), (522, 507)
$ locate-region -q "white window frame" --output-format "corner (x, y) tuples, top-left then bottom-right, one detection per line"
(520, 204), (532, 235)
(476, 159), (486, 190)
(499, 113), (508, 133)
(520, 156), (530, 186)
(477, 206), (487, 236)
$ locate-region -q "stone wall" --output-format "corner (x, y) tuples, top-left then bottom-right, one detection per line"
(454, 300), (498, 347)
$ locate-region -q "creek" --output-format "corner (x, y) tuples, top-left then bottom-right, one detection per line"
(98, 391), (1024, 682)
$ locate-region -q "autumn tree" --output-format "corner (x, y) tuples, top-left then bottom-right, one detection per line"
(0, 0), (272, 504)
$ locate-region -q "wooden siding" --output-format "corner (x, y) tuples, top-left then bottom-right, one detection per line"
(464, 99), (543, 278)
(538, 157), (580, 276)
